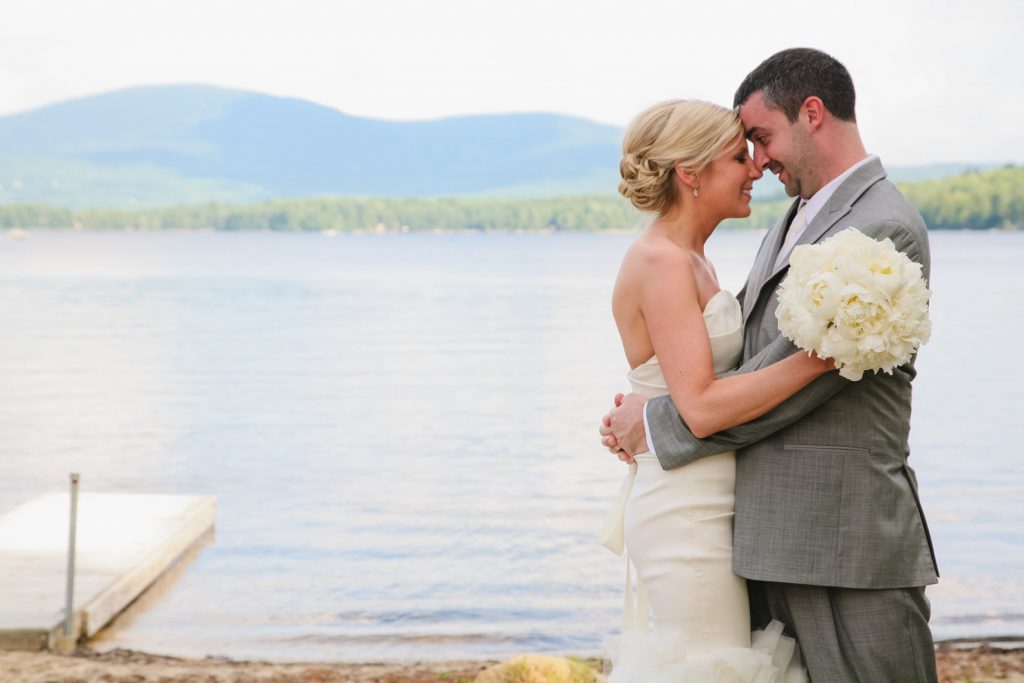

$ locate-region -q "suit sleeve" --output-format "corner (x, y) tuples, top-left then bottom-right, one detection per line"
(648, 338), (850, 469)
(648, 219), (925, 471)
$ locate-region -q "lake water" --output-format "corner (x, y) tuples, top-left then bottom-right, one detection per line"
(0, 228), (1021, 662)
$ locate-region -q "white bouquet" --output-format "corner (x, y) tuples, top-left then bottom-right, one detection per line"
(776, 227), (932, 381)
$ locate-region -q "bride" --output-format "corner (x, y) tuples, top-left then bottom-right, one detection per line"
(601, 100), (832, 681)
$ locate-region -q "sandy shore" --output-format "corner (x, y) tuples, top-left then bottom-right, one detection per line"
(1, 645), (1023, 682)
(0, 648), (496, 683)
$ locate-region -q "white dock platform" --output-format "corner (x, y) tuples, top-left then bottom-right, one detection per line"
(0, 493), (215, 651)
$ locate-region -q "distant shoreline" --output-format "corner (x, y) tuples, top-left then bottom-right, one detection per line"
(1, 165), (1022, 233)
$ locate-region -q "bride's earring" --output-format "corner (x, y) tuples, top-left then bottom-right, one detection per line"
(692, 187), (700, 198)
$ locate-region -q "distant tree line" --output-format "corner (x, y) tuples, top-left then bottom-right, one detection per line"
(1, 166), (1020, 232)
(0, 196), (645, 232)
(899, 165), (1024, 230)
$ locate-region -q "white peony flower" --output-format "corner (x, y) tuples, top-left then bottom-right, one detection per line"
(776, 227), (932, 381)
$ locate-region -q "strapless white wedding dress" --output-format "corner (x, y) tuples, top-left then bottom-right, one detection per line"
(600, 290), (805, 683)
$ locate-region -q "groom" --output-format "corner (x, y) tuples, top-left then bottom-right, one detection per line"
(600, 48), (939, 682)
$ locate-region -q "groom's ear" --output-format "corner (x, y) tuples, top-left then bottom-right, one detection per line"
(802, 96), (826, 132)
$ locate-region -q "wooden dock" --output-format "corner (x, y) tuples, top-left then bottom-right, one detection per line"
(0, 493), (215, 651)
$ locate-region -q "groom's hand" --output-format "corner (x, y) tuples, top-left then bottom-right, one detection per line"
(599, 392), (648, 462)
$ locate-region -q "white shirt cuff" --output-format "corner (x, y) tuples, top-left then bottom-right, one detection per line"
(642, 401), (656, 456)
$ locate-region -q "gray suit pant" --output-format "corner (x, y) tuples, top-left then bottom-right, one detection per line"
(749, 580), (937, 683)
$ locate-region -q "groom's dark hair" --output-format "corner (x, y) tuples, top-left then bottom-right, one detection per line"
(734, 48), (857, 123)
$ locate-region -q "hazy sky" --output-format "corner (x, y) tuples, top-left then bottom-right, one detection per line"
(2, 0), (1021, 165)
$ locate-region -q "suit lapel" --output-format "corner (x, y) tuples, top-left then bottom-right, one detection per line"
(743, 199), (799, 327)
(747, 159), (890, 320)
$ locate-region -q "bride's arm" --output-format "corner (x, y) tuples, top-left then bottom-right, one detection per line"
(642, 249), (832, 439)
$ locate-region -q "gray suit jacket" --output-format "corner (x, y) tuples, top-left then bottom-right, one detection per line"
(647, 158), (939, 589)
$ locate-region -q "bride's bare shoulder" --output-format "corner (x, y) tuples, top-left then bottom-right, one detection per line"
(619, 232), (692, 281)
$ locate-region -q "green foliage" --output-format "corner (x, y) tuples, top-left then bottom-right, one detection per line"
(899, 165), (1024, 230)
(1, 165), (1020, 232)
(0, 195), (781, 232)
(0, 196), (646, 232)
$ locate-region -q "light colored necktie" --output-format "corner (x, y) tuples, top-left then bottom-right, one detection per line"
(775, 200), (808, 268)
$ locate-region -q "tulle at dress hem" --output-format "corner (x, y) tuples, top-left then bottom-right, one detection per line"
(604, 620), (806, 683)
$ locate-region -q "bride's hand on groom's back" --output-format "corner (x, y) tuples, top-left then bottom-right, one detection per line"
(600, 393), (647, 462)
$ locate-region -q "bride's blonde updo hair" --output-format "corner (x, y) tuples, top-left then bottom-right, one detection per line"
(618, 100), (743, 214)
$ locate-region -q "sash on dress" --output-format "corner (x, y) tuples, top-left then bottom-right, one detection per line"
(598, 461), (650, 632)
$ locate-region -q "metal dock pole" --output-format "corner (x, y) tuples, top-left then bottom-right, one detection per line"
(63, 473), (80, 641)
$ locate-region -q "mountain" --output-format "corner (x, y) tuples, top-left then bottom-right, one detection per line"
(0, 85), (622, 206)
(0, 85), (998, 208)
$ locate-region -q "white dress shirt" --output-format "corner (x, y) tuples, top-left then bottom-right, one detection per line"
(641, 155), (878, 457)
